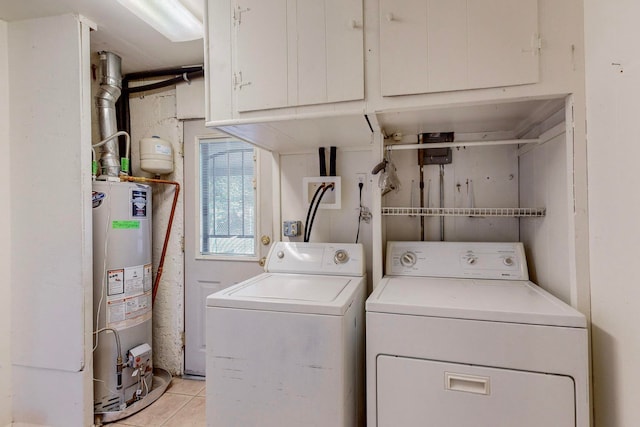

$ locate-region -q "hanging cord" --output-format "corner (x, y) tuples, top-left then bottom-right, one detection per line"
(304, 183), (334, 242)
(304, 184), (326, 242)
(329, 146), (337, 176)
(318, 147), (327, 177)
(355, 182), (364, 243)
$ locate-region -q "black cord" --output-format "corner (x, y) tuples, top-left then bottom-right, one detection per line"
(355, 182), (363, 243)
(304, 184), (325, 242)
(318, 147), (327, 177)
(305, 184), (334, 242)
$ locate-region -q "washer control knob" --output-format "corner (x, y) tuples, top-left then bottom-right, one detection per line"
(277, 251), (285, 259)
(466, 255), (477, 265)
(503, 256), (514, 266)
(334, 249), (349, 264)
(400, 251), (417, 267)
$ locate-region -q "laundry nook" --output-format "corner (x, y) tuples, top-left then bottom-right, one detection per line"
(1, 1), (639, 426)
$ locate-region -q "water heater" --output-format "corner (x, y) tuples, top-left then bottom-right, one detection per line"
(92, 180), (153, 413)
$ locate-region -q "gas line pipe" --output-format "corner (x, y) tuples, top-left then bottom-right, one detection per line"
(120, 175), (180, 304)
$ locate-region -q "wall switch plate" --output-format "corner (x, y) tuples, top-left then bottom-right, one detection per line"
(303, 177), (341, 210)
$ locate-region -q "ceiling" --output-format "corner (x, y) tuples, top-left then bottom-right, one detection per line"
(0, 0), (204, 74)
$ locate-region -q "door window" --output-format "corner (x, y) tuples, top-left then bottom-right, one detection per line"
(199, 137), (256, 257)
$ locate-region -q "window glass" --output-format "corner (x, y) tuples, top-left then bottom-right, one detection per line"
(199, 138), (256, 256)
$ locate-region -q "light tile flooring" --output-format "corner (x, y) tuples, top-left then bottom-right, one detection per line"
(108, 377), (206, 427)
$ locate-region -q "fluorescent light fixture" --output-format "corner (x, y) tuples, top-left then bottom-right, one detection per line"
(117, 0), (203, 42)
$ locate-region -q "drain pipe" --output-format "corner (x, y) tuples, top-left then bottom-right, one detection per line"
(96, 51), (123, 177)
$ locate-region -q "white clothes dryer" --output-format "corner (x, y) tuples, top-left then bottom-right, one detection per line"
(366, 241), (589, 427)
(206, 242), (366, 427)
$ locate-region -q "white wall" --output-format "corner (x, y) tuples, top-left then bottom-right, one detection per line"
(585, 2), (640, 425)
(520, 125), (573, 304)
(9, 14), (93, 426)
(280, 149), (374, 289)
(128, 83), (185, 375)
(0, 18), (12, 427)
(382, 145), (519, 243)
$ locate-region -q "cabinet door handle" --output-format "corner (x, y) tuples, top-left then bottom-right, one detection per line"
(445, 372), (490, 395)
(349, 19), (362, 29)
(386, 13), (395, 22)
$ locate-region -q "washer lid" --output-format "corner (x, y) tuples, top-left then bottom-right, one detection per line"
(207, 273), (364, 315)
(366, 277), (586, 328)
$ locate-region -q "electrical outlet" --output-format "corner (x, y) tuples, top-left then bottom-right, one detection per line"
(356, 173), (367, 189)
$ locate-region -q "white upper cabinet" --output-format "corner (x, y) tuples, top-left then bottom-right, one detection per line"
(323, 0), (365, 104)
(235, 0), (289, 112)
(379, 0), (539, 97)
(223, 0), (364, 114)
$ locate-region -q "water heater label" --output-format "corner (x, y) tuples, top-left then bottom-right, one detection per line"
(125, 266), (145, 296)
(131, 190), (148, 218)
(107, 269), (125, 296)
(112, 220), (140, 229)
(144, 264), (152, 292)
(107, 291), (152, 330)
(155, 144), (171, 155)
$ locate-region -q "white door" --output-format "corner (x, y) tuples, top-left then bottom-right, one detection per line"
(184, 120), (274, 376)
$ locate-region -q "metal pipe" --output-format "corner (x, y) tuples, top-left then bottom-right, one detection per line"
(96, 52), (123, 177)
(439, 164), (445, 241)
(92, 131), (131, 168)
(94, 327), (123, 390)
(127, 70), (204, 94)
(124, 65), (204, 81)
(418, 134), (425, 241)
(388, 138), (540, 151)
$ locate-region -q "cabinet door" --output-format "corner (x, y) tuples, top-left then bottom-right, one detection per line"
(325, 0), (364, 103)
(380, 0), (539, 97)
(467, 0), (539, 89)
(296, 0), (328, 106)
(296, 0), (364, 106)
(235, 0), (288, 112)
(379, 0), (428, 96)
(426, 0), (468, 92)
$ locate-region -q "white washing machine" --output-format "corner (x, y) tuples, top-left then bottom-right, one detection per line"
(366, 241), (589, 427)
(206, 242), (366, 427)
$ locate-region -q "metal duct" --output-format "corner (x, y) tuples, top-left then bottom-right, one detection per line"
(96, 51), (123, 177)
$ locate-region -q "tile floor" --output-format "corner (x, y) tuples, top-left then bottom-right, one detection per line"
(107, 377), (206, 427)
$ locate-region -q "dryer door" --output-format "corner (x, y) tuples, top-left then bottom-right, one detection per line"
(377, 356), (575, 427)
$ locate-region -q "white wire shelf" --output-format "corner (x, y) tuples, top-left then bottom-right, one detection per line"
(382, 207), (546, 217)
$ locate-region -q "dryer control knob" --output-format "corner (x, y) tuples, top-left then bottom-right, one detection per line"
(334, 249), (349, 264)
(503, 257), (514, 266)
(400, 251), (417, 267)
(277, 251), (285, 259)
(466, 256), (477, 265)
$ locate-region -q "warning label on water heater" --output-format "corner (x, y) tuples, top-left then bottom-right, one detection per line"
(124, 265), (144, 296)
(143, 263), (152, 292)
(105, 263), (153, 329)
(131, 189), (148, 218)
(107, 269), (125, 296)
(107, 291), (152, 330)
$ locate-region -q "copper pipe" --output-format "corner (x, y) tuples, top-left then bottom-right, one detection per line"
(121, 176), (180, 304)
